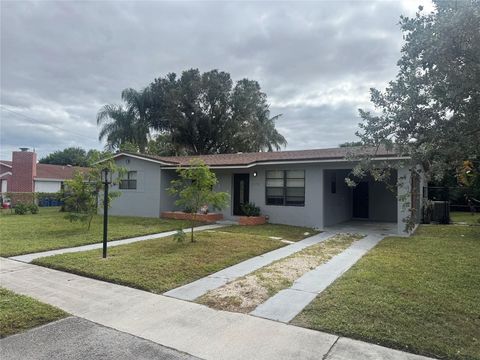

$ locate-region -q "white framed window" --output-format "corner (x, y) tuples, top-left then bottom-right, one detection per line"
(266, 170), (305, 206)
(119, 171), (137, 190)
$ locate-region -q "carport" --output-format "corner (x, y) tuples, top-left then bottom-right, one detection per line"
(323, 169), (398, 230)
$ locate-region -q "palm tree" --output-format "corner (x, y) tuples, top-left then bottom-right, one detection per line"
(253, 113), (287, 152)
(97, 104), (136, 151)
(97, 88), (151, 152)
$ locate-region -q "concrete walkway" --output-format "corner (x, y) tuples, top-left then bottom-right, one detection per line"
(10, 224), (225, 263)
(0, 258), (433, 360)
(164, 231), (336, 301)
(251, 234), (384, 322)
(1, 258), (336, 359)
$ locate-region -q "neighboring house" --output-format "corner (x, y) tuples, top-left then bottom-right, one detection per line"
(0, 148), (89, 203)
(107, 147), (426, 235)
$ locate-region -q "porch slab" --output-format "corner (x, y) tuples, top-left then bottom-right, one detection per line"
(325, 221), (398, 236)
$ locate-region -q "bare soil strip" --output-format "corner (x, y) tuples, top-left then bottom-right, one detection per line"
(198, 233), (364, 313)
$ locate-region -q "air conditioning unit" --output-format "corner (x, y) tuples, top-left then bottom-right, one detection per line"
(431, 201), (450, 224)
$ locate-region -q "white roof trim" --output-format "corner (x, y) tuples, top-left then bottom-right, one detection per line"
(160, 156), (410, 169)
(0, 162), (12, 168)
(0, 171), (12, 177)
(98, 152), (176, 166)
(34, 178), (65, 182)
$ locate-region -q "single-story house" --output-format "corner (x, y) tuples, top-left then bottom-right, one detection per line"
(1, 148), (89, 203)
(106, 147), (425, 235)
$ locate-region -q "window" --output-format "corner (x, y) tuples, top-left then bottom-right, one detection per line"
(266, 170), (305, 206)
(119, 171), (137, 190)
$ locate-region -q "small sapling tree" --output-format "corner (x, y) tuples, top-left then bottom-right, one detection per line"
(168, 160), (229, 242)
(62, 160), (124, 230)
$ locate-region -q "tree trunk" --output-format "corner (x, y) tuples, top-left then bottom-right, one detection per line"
(191, 213), (196, 242)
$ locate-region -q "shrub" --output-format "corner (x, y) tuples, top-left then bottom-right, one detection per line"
(241, 202), (261, 217)
(28, 204), (39, 214)
(14, 203), (29, 215)
(173, 229), (186, 243)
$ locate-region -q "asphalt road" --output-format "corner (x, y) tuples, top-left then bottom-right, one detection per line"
(0, 317), (201, 360)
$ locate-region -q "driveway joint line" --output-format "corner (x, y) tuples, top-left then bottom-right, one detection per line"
(322, 336), (341, 360)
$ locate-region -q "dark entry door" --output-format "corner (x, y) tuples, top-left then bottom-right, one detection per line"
(233, 174), (250, 215)
(352, 181), (369, 219)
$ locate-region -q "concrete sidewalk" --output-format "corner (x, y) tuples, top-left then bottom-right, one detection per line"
(165, 231), (335, 301)
(251, 234), (384, 322)
(0, 258), (433, 360)
(9, 224), (225, 263)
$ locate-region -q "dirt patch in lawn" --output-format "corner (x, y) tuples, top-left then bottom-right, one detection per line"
(198, 233), (364, 313)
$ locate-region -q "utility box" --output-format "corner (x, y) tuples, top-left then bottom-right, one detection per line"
(432, 201), (450, 224)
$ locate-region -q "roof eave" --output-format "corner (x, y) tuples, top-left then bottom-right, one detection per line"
(160, 155), (410, 169)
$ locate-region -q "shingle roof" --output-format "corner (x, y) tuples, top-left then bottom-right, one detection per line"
(0, 160), (89, 180)
(35, 163), (89, 179)
(119, 146), (401, 167)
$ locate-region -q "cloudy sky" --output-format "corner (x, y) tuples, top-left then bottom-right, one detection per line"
(0, 0), (434, 160)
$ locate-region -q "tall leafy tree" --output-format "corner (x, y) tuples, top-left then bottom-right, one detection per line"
(230, 79), (287, 152)
(149, 69), (286, 154)
(39, 147), (89, 166)
(356, 1), (480, 182)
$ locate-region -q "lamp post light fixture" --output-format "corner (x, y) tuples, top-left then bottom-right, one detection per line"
(101, 168), (112, 259)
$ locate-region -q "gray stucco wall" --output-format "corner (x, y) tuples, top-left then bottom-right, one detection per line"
(212, 164), (324, 228)
(108, 157), (161, 217)
(106, 154), (410, 234)
(159, 169), (180, 213)
(323, 169), (352, 227)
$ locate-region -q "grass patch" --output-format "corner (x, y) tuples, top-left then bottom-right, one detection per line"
(292, 225), (480, 360)
(450, 211), (480, 225)
(198, 233), (363, 313)
(33, 231), (286, 294)
(0, 287), (67, 338)
(0, 207), (196, 257)
(219, 223), (319, 241)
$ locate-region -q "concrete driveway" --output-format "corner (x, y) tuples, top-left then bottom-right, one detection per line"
(1, 317), (199, 360)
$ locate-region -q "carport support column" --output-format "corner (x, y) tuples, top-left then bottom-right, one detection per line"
(397, 166), (411, 235)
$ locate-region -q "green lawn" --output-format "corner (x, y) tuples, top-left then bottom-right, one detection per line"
(450, 211), (480, 225)
(219, 223), (319, 241)
(34, 231), (286, 294)
(292, 225), (480, 360)
(0, 207), (195, 257)
(0, 287), (67, 338)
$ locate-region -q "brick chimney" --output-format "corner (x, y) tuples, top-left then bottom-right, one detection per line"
(10, 148), (37, 193)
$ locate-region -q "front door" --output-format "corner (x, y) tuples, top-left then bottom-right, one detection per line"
(233, 174), (249, 215)
(352, 181), (369, 219)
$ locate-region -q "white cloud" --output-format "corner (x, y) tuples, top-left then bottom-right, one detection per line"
(0, 0), (434, 160)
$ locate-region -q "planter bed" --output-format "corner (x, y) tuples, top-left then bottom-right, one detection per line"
(161, 211), (223, 223)
(238, 215), (267, 226)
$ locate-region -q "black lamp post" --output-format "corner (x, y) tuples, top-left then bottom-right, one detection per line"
(101, 168), (112, 258)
